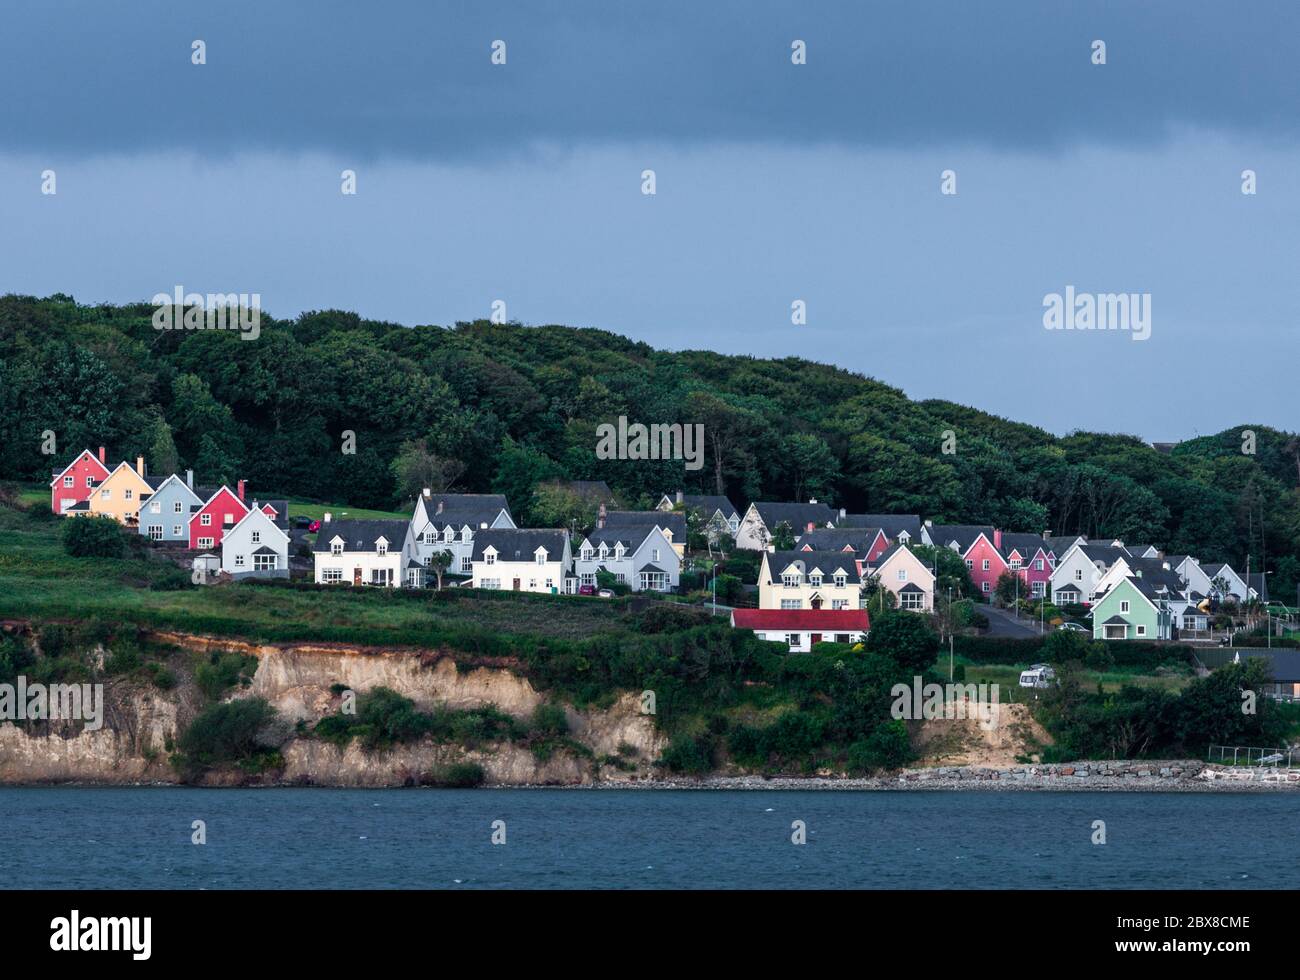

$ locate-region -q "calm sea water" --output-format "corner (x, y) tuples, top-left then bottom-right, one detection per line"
(0, 787), (1293, 889)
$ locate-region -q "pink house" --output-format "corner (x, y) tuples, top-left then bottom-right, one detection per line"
(188, 481), (249, 550)
(926, 524), (1007, 599)
(49, 446), (111, 514)
(999, 533), (1056, 599)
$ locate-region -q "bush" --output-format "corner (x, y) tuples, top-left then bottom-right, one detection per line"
(845, 720), (910, 774)
(175, 698), (281, 776)
(61, 516), (125, 558)
(426, 762), (486, 788)
(530, 703), (569, 736)
(659, 733), (714, 773)
(195, 650), (259, 700)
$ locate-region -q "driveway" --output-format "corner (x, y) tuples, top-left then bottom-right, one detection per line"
(981, 603), (1046, 638)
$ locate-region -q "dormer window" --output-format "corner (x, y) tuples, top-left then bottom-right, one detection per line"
(485, 550), (496, 565)
(782, 572), (800, 587)
(834, 573), (847, 587)
(809, 573), (823, 587)
(598, 543), (608, 559)
(423, 530), (433, 544)
(376, 539), (388, 556)
(331, 539), (343, 556)
(536, 550), (547, 565)
(614, 543), (625, 559)
(443, 527), (454, 542)
(461, 527), (471, 542)
(582, 547), (593, 561)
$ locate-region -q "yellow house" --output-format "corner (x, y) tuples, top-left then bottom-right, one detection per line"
(759, 550), (862, 611)
(85, 457), (158, 527)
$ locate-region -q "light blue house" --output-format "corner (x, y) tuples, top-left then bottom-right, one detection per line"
(138, 471), (203, 542)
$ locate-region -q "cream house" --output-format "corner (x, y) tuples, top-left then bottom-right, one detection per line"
(759, 550), (861, 611)
(867, 543), (935, 611)
(81, 457), (156, 527)
(471, 529), (572, 594)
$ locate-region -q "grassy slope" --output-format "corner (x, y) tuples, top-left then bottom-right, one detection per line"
(0, 505), (626, 647)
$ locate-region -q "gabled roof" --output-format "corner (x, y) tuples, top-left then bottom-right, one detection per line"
(579, 525), (660, 554)
(998, 533), (1053, 561)
(1046, 535), (1086, 557)
(471, 528), (568, 562)
(731, 608), (870, 632)
(148, 473), (203, 504)
(605, 510), (687, 540)
(417, 492), (513, 531)
(797, 527), (882, 555)
(1075, 543), (1129, 566)
(751, 501), (837, 532)
(48, 448), (111, 486)
(189, 485), (249, 523)
(226, 502), (291, 544)
(871, 541), (932, 572)
(662, 494), (739, 519)
(312, 519), (409, 554)
(765, 549), (861, 584)
(1123, 558), (1186, 592)
(1248, 572), (1269, 602)
(927, 524), (996, 554)
(257, 499), (291, 530)
(1101, 615), (1130, 626)
(98, 460), (158, 491)
(837, 513), (921, 540)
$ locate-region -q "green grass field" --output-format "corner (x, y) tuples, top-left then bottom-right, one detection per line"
(0, 503), (626, 648)
(960, 661), (1193, 703)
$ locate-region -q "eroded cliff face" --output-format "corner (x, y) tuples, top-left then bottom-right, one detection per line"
(0, 630), (666, 787)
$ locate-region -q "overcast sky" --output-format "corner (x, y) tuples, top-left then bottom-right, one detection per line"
(2, 0), (1296, 439)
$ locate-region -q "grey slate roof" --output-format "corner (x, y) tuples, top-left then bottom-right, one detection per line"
(927, 524), (996, 553)
(837, 513), (922, 540)
(1077, 543), (1130, 566)
(1125, 558), (1186, 592)
(421, 493), (512, 530)
(765, 549), (861, 584)
(1248, 573), (1270, 602)
(752, 501), (837, 533)
(667, 494), (739, 519)
(580, 525), (659, 552)
(471, 528), (568, 562)
(797, 527), (881, 555)
(313, 519), (410, 554)
(605, 510), (687, 540)
(999, 533), (1052, 561)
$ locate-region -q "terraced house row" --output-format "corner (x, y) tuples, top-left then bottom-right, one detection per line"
(47, 449), (1271, 645)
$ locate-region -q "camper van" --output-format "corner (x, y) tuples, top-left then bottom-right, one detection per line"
(1018, 663), (1056, 689)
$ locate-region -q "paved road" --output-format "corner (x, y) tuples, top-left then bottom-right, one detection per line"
(980, 603), (1047, 638)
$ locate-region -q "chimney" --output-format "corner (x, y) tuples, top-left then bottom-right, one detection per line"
(676, 490), (683, 504)
(925, 519), (933, 527)
(98, 446), (106, 464)
(323, 512), (332, 523)
(598, 502), (607, 530)
(236, 479), (245, 502)
(839, 507), (846, 520)
(1042, 529), (1049, 540)
(423, 487), (431, 499)
(809, 497), (817, 504)
(186, 469), (193, 489)
(806, 522), (815, 533)
(136, 455), (145, 476)
(993, 529), (1002, 549)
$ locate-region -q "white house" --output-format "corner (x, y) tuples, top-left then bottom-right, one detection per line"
(222, 503), (290, 579)
(313, 518), (415, 587)
(602, 509), (687, 558)
(1165, 555), (1214, 598)
(470, 529), (571, 594)
(735, 500), (837, 551)
(574, 524), (680, 592)
(1201, 562), (1249, 602)
(730, 608), (870, 653)
(657, 491), (741, 543)
(409, 490), (515, 582)
(1049, 542), (1130, 605)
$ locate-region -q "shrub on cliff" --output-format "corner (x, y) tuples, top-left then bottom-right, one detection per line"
(174, 697), (282, 779)
(60, 516), (124, 558)
(194, 650), (258, 701)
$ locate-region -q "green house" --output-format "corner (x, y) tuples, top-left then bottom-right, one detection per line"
(1091, 576), (1173, 641)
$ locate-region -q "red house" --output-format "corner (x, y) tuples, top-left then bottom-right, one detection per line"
(49, 446), (111, 515)
(999, 533), (1057, 600)
(188, 481), (249, 550)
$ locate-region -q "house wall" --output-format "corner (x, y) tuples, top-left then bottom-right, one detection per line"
(963, 536), (1007, 599)
(1050, 547), (1109, 603)
(1009, 548), (1054, 597)
(873, 549), (935, 611)
(139, 482), (199, 541)
(221, 511), (289, 579)
(472, 559), (567, 594)
(1091, 582), (1164, 640)
(735, 506), (771, 551)
(50, 452), (109, 514)
(315, 551), (403, 586)
(85, 467), (154, 526)
(188, 489), (248, 549)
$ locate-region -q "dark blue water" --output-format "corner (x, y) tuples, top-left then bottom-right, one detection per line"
(1, 788), (1294, 889)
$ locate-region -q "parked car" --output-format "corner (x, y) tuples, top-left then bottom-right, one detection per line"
(308, 519), (321, 533)
(597, 588), (614, 599)
(1057, 622), (1088, 633)
(1018, 663), (1056, 689)
(578, 584), (596, 596)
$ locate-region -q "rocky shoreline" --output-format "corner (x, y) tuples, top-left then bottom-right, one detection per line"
(531, 760), (1300, 792)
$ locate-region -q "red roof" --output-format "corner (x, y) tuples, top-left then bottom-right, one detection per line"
(731, 609), (870, 631)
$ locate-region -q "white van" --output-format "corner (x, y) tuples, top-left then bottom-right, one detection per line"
(1018, 663), (1056, 689)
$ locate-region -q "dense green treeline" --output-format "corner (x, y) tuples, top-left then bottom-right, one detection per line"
(2, 294), (1297, 597)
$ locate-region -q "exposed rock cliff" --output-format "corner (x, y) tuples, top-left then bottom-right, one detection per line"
(0, 629), (665, 786)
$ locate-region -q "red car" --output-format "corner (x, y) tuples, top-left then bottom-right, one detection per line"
(308, 519), (321, 533)
(578, 584), (596, 596)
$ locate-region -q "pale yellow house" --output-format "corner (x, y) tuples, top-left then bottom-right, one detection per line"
(867, 543), (935, 612)
(759, 550), (861, 611)
(83, 457), (157, 527)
